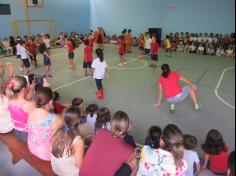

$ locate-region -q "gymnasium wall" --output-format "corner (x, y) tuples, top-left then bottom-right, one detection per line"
(0, 0), (90, 37)
(90, 0), (235, 37)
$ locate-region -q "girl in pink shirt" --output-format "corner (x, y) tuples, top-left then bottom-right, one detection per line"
(156, 64), (200, 112)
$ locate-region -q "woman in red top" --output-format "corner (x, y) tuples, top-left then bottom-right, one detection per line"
(156, 64), (200, 112)
(118, 35), (126, 66)
(80, 111), (137, 176)
(67, 38), (76, 70)
(138, 33), (145, 59)
(150, 36), (159, 68)
(26, 37), (37, 67)
(83, 39), (93, 76)
(202, 129), (229, 175)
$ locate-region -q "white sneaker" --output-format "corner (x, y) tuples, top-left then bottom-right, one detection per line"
(118, 63), (123, 66)
(170, 104), (176, 112)
(123, 62), (127, 65)
(195, 103), (201, 111)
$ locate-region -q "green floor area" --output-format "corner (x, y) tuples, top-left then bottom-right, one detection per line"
(1, 45), (235, 154)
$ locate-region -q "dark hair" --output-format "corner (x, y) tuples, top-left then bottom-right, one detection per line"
(38, 43), (47, 54)
(35, 87), (53, 108)
(84, 39), (89, 46)
(184, 134), (198, 150)
(68, 37), (76, 48)
(95, 107), (111, 132)
(148, 126), (162, 149)
(53, 91), (60, 101)
(86, 104), (98, 117)
(228, 151), (235, 176)
(96, 48), (104, 62)
(161, 64), (171, 78)
(128, 29), (132, 33)
(202, 129), (226, 155)
(162, 124), (184, 167)
(51, 107), (81, 158)
(72, 97), (84, 107)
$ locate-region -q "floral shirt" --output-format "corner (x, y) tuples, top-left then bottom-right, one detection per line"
(137, 146), (187, 176)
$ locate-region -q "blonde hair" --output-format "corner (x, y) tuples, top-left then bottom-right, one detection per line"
(111, 111), (130, 138)
(5, 76), (27, 99)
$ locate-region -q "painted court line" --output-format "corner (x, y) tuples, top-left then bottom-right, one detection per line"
(215, 66), (235, 110)
(196, 69), (208, 84)
(53, 58), (145, 91)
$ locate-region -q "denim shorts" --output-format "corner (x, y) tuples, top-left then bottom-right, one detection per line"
(166, 86), (190, 104)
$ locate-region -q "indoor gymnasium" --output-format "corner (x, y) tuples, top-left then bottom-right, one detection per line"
(0, 0), (235, 176)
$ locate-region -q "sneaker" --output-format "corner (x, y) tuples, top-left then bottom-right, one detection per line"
(195, 103), (201, 111)
(170, 104), (176, 113)
(118, 63), (123, 66)
(123, 62), (127, 65)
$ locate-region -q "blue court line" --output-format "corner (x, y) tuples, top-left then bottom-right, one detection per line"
(197, 82), (235, 94)
(196, 69), (208, 84)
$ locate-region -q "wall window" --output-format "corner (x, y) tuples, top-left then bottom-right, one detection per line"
(0, 4), (11, 15)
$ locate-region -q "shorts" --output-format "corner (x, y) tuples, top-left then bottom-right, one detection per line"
(145, 49), (150, 54)
(68, 52), (74, 59)
(44, 57), (51, 66)
(83, 61), (92, 68)
(119, 51), (125, 56)
(13, 129), (28, 142)
(151, 54), (158, 61)
(17, 55), (21, 59)
(139, 46), (144, 50)
(29, 54), (37, 61)
(166, 86), (190, 104)
(22, 59), (30, 68)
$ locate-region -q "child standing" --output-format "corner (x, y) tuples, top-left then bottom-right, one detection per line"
(125, 29), (132, 53)
(149, 36), (159, 68)
(144, 33), (152, 58)
(26, 37), (37, 67)
(67, 37), (76, 70)
(20, 41), (33, 75)
(118, 35), (126, 66)
(83, 39), (93, 76)
(138, 34), (145, 59)
(91, 49), (109, 100)
(164, 35), (173, 57)
(202, 129), (229, 175)
(183, 134), (201, 176)
(38, 43), (52, 78)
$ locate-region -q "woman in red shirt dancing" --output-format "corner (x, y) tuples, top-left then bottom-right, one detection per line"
(156, 64), (201, 112)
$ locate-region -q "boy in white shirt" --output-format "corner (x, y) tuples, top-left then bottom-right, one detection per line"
(183, 134), (201, 176)
(20, 41), (33, 75)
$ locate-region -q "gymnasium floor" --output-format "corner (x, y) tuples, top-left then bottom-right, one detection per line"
(1, 44), (235, 156)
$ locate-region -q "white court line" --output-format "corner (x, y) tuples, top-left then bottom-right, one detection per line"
(110, 59), (148, 70)
(53, 58), (146, 91)
(215, 66), (235, 110)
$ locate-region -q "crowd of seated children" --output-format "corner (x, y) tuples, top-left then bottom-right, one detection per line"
(165, 32), (235, 58)
(0, 74), (235, 176)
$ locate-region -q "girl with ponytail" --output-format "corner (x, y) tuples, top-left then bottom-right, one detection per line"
(156, 63), (200, 112)
(27, 87), (62, 161)
(91, 48), (109, 99)
(137, 124), (187, 176)
(51, 107), (84, 176)
(6, 75), (35, 142)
